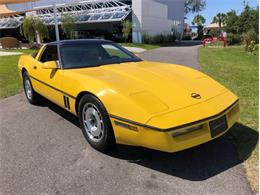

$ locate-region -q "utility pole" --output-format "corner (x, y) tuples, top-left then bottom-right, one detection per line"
(53, 1), (60, 41)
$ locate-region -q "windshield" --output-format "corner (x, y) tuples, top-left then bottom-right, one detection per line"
(60, 43), (142, 69)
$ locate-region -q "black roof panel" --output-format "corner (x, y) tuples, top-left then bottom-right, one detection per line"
(48, 39), (113, 46)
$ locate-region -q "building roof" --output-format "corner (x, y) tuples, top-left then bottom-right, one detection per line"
(0, 5), (28, 16)
(204, 23), (224, 29)
(0, 5), (13, 15)
(0, 0), (36, 4)
(0, 0), (37, 16)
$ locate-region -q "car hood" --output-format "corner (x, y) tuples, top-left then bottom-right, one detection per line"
(71, 61), (227, 115)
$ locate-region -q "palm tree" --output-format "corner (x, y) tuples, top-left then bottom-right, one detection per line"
(212, 13), (226, 28)
(192, 14), (206, 26)
(192, 14), (205, 39)
(20, 16), (48, 43)
(61, 14), (76, 39)
(185, 0), (206, 15)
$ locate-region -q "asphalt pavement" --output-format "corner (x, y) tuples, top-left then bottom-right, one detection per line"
(140, 41), (201, 70)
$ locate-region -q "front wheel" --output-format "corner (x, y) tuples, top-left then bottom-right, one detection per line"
(23, 72), (41, 105)
(78, 94), (115, 151)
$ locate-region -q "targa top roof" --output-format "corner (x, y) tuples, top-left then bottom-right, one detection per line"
(48, 39), (113, 46)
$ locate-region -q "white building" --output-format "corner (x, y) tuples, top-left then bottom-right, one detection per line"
(0, 0), (185, 43)
(132, 0), (185, 43)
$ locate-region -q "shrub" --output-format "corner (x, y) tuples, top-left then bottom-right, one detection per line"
(247, 41), (258, 53)
(167, 34), (176, 43)
(143, 33), (176, 44)
(242, 29), (258, 52)
(227, 33), (241, 45)
(143, 33), (152, 44)
(152, 34), (164, 44)
(182, 35), (192, 40)
(209, 28), (221, 37)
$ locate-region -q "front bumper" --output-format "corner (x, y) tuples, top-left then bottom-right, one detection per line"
(110, 100), (240, 153)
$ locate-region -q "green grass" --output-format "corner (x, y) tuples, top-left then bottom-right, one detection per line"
(2, 49), (36, 54)
(120, 43), (160, 50)
(199, 46), (259, 192)
(206, 42), (227, 48)
(0, 49), (35, 98)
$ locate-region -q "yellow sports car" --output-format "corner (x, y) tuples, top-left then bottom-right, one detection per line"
(18, 39), (240, 152)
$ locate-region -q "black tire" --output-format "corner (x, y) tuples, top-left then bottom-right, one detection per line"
(78, 94), (115, 151)
(22, 71), (42, 105)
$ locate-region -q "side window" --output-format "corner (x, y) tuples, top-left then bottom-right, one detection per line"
(40, 45), (58, 63)
(31, 49), (39, 58)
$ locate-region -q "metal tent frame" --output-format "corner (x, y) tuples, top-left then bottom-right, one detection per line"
(0, 0), (131, 29)
(0, 14), (24, 29)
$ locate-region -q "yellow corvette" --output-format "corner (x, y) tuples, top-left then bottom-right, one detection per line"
(18, 39), (239, 152)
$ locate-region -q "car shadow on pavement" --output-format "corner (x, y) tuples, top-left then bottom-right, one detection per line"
(46, 100), (258, 181)
(106, 123), (258, 181)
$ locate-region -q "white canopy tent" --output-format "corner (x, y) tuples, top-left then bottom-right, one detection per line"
(0, 0), (131, 29)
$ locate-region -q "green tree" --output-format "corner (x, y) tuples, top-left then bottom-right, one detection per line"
(61, 14), (76, 39)
(192, 14), (206, 26)
(212, 13), (226, 28)
(122, 20), (132, 43)
(224, 10), (240, 33)
(185, 0), (206, 14)
(237, 5), (259, 34)
(20, 16), (48, 43)
(192, 15), (205, 40)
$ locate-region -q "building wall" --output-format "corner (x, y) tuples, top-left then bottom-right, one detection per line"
(132, 0), (185, 43)
(132, 0), (142, 43)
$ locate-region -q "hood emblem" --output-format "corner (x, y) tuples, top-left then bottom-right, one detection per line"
(191, 93), (201, 99)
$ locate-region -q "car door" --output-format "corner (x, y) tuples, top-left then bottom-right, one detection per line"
(30, 45), (64, 107)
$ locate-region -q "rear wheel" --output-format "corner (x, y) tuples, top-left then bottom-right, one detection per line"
(23, 72), (41, 105)
(78, 94), (115, 151)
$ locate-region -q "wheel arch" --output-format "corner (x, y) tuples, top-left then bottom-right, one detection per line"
(75, 91), (100, 115)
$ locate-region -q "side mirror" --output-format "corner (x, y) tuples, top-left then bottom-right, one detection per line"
(42, 61), (57, 69)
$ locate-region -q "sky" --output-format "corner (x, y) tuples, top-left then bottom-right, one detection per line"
(186, 0), (259, 25)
